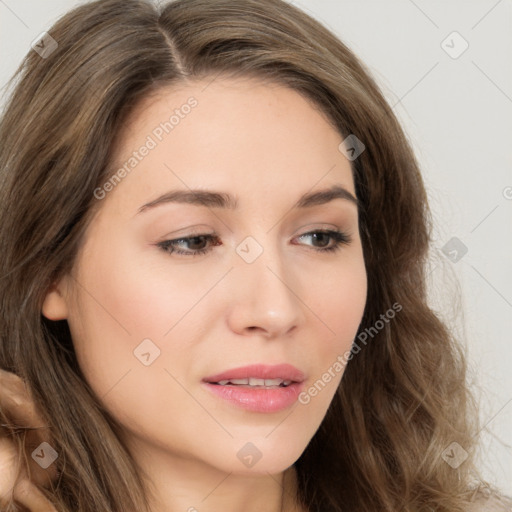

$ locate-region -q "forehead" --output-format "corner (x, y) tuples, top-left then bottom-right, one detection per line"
(103, 75), (355, 213)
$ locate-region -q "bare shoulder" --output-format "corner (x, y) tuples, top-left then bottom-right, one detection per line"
(466, 494), (512, 512)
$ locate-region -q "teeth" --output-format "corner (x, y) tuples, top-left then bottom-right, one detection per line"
(215, 378), (293, 387)
(262, 378), (283, 386)
(231, 378), (250, 385)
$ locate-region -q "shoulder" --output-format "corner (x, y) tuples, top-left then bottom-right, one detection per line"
(466, 494), (512, 512)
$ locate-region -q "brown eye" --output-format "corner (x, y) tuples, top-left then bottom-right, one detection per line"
(308, 232), (331, 247)
(294, 230), (351, 253)
(157, 234), (221, 256)
(184, 236), (209, 250)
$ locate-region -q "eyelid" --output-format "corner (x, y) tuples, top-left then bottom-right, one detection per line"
(157, 225), (215, 240)
(292, 222), (347, 237)
(293, 228), (352, 246)
(296, 227), (351, 238)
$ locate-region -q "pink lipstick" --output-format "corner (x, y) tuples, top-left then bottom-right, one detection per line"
(202, 363), (306, 413)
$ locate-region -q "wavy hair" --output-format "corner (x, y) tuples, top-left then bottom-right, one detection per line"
(0, 0), (488, 510)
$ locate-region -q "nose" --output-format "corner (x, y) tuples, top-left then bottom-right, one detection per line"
(225, 246), (306, 339)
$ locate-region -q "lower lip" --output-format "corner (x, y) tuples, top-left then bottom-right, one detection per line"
(202, 382), (304, 413)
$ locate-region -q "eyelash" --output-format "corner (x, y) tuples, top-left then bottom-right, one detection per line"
(156, 229), (352, 257)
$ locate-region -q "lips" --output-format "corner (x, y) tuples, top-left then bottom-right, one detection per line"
(202, 363), (306, 386)
(201, 363), (306, 413)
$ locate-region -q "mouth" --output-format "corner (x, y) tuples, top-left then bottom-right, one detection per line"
(210, 377), (294, 388)
(201, 364), (306, 413)
(202, 363), (305, 386)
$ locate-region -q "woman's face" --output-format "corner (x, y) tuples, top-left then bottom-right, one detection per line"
(43, 76), (367, 476)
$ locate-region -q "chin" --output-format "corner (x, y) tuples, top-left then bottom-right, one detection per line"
(210, 439), (306, 476)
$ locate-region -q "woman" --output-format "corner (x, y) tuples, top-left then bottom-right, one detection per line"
(0, 0), (509, 511)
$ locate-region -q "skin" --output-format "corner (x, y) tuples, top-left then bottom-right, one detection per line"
(42, 76), (367, 512)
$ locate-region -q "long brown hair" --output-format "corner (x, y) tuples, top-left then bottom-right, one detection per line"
(0, 0), (487, 510)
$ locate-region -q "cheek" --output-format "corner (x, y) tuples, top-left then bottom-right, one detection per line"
(70, 240), (208, 342)
(299, 253), (367, 393)
(65, 261), (194, 434)
(306, 251), (367, 342)
(65, 240), (222, 411)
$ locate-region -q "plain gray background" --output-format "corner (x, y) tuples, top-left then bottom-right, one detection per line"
(1, 0), (511, 495)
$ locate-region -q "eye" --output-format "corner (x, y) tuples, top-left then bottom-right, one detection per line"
(157, 234), (221, 256)
(293, 229), (352, 253)
(156, 229), (351, 257)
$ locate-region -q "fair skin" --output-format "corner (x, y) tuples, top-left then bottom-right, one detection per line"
(41, 76), (367, 512)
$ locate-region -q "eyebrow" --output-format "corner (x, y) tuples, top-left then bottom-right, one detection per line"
(296, 185), (358, 208)
(137, 184), (358, 214)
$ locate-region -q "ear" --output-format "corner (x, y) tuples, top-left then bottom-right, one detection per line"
(41, 276), (71, 320)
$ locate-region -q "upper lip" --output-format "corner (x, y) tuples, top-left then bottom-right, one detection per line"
(202, 364), (306, 384)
